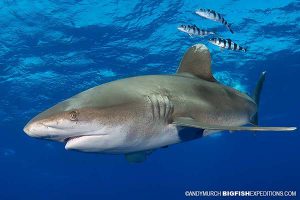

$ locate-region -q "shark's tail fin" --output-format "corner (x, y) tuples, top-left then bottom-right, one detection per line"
(250, 71), (267, 125)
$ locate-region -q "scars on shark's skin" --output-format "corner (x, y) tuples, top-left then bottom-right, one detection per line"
(24, 44), (297, 163)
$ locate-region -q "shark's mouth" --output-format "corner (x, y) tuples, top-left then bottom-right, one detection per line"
(64, 135), (85, 143)
(64, 133), (107, 143)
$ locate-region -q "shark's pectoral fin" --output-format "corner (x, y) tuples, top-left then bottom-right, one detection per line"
(124, 150), (153, 163)
(177, 44), (216, 82)
(173, 117), (297, 132)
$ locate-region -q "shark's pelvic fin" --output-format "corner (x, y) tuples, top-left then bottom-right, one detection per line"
(250, 71), (266, 125)
(177, 44), (216, 82)
(173, 117), (297, 132)
(124, 150), (153, 163)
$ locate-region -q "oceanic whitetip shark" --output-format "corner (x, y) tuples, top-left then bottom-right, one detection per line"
(23, 44), (296, 163)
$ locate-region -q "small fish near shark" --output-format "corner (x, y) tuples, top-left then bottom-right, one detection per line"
(23, 44), (296, 163)
(178, 24), (216, 37)
(179, 8), (246, 53)
(209, 37), (247, 52)
(196, 8), (234, 34)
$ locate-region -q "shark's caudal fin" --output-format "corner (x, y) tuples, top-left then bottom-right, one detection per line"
(173, 117), (297, 132)
(250, 71), (266, 125)
(177, 44), (217, 82)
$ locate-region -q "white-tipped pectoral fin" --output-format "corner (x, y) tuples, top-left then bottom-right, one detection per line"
(173, 117), (297, 132)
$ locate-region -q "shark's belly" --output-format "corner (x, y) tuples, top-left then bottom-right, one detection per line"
(64, 125), (180, 154)
(64, 124), (204, 154)
(118, 125), (205, 153)
(121, 124), (181, 153)
(102, 125), (205, 153)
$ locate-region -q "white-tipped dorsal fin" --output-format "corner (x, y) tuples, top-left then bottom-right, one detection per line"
(177, 44), (216, 82)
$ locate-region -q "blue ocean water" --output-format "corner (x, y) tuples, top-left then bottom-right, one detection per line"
(0, 0), (299, 199)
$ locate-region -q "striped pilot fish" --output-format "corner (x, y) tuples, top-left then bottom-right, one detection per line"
(195, 9), (234, 34)
(177, 24), (215, 37)
(209, 38), (247, 52)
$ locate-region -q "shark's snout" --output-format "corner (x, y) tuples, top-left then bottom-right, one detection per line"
(23, 124), (31, 136)
(24, 120), (59, 140)
(24, 120), (44, 137)
(23, 118), (78, 142)
(23, 104), (109, 143)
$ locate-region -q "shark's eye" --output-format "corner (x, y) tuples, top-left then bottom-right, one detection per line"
(69, 111), (78, 121)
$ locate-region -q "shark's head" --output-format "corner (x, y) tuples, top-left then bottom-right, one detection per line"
(24, 101), (97, 141)
(23, 95), (127, 153)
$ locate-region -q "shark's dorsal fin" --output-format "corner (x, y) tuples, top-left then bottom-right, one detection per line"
(177, 44), (216, 82)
